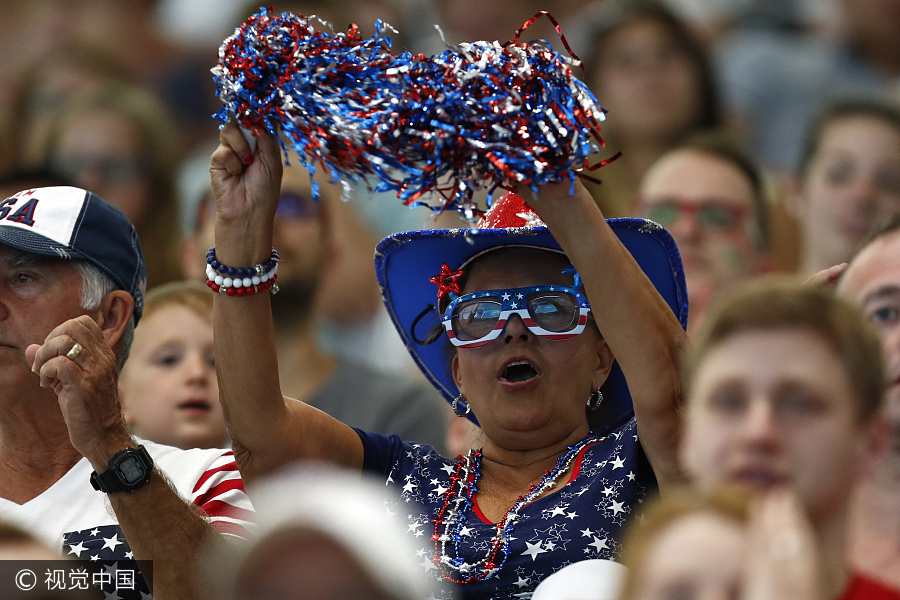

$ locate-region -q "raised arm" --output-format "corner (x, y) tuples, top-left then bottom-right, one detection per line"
(209, 123), (363, 482)
(528, 180), (688, 491)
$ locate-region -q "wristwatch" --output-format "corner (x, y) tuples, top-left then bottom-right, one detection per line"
(90, 446), (154, 493)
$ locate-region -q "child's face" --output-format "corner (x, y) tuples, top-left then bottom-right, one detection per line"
(119, 303), (227, 449)
(632, 512), (745, 600)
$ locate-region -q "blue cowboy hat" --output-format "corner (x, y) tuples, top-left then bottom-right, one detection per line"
(374, 191), (688, 435)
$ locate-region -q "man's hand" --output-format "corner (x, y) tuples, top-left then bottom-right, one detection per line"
(742, 490), (819, 600)
(26, 315), (132, 471)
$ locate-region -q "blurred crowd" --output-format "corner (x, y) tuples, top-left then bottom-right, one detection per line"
(1, 0), (898, 339)
(1, 0), (900, 599)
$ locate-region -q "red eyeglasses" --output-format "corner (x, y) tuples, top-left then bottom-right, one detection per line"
(640, 197), (750, 231)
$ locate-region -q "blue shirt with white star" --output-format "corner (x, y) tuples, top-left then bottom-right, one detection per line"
(357, 416), (656, 600)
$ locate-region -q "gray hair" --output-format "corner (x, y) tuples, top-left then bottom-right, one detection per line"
(74, 261), (135, 372)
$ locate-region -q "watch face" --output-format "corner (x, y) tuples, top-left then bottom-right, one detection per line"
(119, 456), (145, 484)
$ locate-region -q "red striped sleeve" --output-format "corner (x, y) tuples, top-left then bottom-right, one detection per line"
(200, 499), (256, 523)
(192, 455), (239, 493)
(193, 477), (246, 507)
(189, 452), (255, 539)
(212, 520), (252, 537)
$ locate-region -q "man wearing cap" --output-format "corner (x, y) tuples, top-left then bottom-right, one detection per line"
(0, 186), (253, 600)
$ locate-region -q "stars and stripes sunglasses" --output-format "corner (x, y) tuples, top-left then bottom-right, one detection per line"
(441, 284), (592, 348)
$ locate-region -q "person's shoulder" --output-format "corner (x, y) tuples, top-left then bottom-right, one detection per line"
(357, 427), (452, 474)
(842, 573), (900, 600)
(592, 414), (638, 442)
(139, 439), (237, 479)
(389, 440), (458, 482)
(140, 439), (233, 462)
(356, 428), (441, 459)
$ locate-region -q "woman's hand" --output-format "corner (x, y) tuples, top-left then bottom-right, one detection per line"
(523, 178), (600, 223)
(209, 123), (284, 264)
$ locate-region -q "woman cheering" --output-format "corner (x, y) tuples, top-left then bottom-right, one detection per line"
(209, 123), (688, 599)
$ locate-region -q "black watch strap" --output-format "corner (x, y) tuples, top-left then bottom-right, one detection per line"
(90, 445), (154, 493)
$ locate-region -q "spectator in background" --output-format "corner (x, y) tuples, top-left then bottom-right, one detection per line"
(6, 43), (135, 168)
(33, 82), (184, 288)
(202, 464), (447, 600)
(580, 0), (722, 217)
(679, 279), (898, 599)
(715, 0), (900, 173)
(183, 160), (450, 454)
(788, 98), (900, 277)
(0, 521), (102, 599)
(119, 280), (228, 450)
(0, 185), (252, 600)
(836, 215), (900, 590)
(638, 133), (770, 335)
(0, 520), (66, 561)
(178, 136), (426, 377)
(237, 0), (412, 47)
(619, 486), (818, 600)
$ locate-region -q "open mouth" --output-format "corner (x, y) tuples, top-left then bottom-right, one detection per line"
(501, 360), (538, 383)
(179, 400), (211, 413)
(731, 468), (785, 491)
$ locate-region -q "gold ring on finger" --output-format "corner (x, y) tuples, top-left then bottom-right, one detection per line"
(65, 343), (83, 361)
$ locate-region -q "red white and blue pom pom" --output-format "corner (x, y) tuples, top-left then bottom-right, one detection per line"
(212, 8), (616, 217)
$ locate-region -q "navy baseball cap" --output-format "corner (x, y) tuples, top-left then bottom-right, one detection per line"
(0, 186), (147, 323)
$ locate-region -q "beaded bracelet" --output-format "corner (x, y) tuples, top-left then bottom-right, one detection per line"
(207, 274), (279, 296)
(207, 247), (278, 278)
(206, 247), (280, 296)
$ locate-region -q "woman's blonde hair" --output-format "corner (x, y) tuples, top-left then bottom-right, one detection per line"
(37, 81), (184, 288)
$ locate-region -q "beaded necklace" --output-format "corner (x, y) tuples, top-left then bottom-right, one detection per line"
(431, 433), (599, 584)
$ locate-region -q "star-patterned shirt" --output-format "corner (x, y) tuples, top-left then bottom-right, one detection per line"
(358, 416), (656, 600)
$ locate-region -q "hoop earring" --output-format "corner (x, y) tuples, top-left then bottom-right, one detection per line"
(452, 394), (471, 417)
(587, 389), (603, 411)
